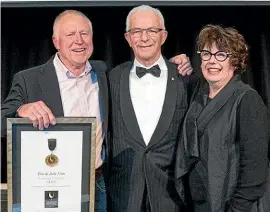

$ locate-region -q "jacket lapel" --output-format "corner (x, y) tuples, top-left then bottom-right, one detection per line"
(196, 75), (242, 138)
(147, 59), (179, 148)
(120, 62), (146, 147)
(91, 62), (109, 133)
(38, 56), (64, 117)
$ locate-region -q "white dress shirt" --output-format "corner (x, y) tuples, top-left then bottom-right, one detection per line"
(130, 55), (168, 145)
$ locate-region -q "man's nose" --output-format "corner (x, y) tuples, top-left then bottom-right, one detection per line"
(140, 30), (150, 41)
(75, 33), (83, 44)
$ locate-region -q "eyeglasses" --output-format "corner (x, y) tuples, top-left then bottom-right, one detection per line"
(197, 50), (231, 62)
(127, 27), (164, 37)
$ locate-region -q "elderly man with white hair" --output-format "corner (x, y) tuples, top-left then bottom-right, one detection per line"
(106, 5), (199, 212)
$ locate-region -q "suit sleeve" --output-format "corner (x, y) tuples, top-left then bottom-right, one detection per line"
(226, 90), (269, 212)
(1, 72), (27, 137)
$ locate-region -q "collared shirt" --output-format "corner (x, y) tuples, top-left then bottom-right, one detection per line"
(129, 55), (168, 145)
(53, 53), (103, 168)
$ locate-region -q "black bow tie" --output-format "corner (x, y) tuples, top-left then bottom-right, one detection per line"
(136, 65), (161, 78)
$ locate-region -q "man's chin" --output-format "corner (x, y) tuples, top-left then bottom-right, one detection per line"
(70, 60), (87, 69)
(72, 58), (89, 65)
(137, 54), (155, 61)
(72, 54), (90, 61)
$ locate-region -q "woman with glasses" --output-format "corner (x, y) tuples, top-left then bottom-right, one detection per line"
(175, 24), (269, 212)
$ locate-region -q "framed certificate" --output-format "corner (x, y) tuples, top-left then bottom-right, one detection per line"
(6, 118), (96, 212)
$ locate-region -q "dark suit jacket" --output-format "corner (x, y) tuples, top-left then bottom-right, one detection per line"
(1, 55), (109, 159)
(107, 59), (199, 212)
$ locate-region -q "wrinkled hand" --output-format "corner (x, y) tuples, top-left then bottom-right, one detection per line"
(17, 101), (56, 130)
(170, 54), (193, 76)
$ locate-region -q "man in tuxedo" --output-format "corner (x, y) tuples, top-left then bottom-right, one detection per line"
(107, 5), (199, 212)
(1, 9), (192, 212)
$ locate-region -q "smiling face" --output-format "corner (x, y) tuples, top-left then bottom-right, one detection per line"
(52, 13), (93, 73)
(124, 10), (167, 66)
(201, 43), (235, 87)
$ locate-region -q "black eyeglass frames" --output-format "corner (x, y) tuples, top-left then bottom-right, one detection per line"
(197, 50), (231, 62)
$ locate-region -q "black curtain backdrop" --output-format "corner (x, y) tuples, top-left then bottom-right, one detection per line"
(1, 5), (270, 182)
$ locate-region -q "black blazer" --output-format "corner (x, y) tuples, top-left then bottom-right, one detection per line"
(1, 55), (109, 156)
(107, 59), (198, 212)
(175, 76), (270, 212)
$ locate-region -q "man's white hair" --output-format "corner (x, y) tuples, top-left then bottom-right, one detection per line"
(53, 10), (93, 39)
(125, 5), (166, 32)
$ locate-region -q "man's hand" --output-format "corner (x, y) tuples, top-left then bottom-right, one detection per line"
(170, 54), (193, 76)
(17, 101), (56, 130)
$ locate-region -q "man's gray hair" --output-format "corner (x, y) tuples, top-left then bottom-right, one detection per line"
(53, 10), (93, 38)
(125, 5), (166, 32)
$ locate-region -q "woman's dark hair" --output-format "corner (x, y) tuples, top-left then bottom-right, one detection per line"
(197, 24), (249, 73)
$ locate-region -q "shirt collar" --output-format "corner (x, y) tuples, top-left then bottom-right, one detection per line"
(132, 55), (167, 72)
(53, 53), (92, 79)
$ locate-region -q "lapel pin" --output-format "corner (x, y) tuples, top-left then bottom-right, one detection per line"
(171, 77), (175, 81)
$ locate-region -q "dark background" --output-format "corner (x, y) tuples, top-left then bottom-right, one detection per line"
(1, 3), (270, 182)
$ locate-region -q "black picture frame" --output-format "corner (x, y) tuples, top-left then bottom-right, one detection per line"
(7, 117), (96, 212)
